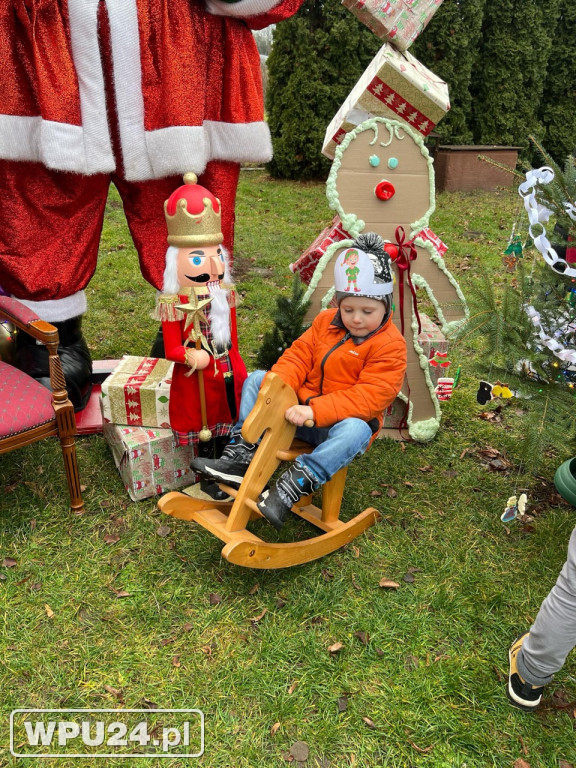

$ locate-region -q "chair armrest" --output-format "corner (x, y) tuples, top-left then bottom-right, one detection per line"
(0, 295), (59, 344)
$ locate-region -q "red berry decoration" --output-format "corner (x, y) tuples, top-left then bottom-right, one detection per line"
(374, 180), (395, 201)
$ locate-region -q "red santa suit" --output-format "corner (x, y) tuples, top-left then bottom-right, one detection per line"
(0, 0), (303, 321)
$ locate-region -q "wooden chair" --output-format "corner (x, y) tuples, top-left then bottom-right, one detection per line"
(159, 372), (379, 568)
(0, 296), (84, 513)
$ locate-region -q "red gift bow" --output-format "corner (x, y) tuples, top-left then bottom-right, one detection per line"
(392, 226), (421, 337)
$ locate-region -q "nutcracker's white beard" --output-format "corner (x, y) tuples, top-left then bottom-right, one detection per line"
(162, 245), (232, 350)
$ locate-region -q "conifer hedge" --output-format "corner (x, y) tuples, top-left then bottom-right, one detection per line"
(266, 0), (576, 179)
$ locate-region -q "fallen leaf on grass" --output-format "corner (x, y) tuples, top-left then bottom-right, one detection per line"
(418, 465), (434, 473)
(15, 575), (31, 586)
(379, 578), (399, 589)
(405, 655), (419, 670)
(182, 622), (193, 632)
(559, 761), (575, 768)
(160, 637), (175, 646)
(290, 741), (309, 761)
(513, 759), (531, 768)
(140, 697), (158, 710)
(337, 696), (348, 713)
(386, 487), (398, 498)
(2, 558), (17, 568)
(403, 572), (415, 583)
(44, 604), (55, 619)
(328, 642), (343, 655)
(354, 631), (369, 645)
(369, 490), (383, 497)
(288, 680), (298, 694)
(104, 685), (124, 702)
(270, 722), (281, 736)
(408, 740), (434, 754)
(249, 583), (260, 595)
(172, 656), (181, 668)
(103, 533), (120, 545)
(110, 588), (130, 598)
(209, 593), (222, 605)
(351, 574), (362, 591)
(156, 525), (171, 538)
(321, 569), (334, 581)
(249, 608), (268, 623)
(404, 481), (414, 488)
(362, 716), (376, 729)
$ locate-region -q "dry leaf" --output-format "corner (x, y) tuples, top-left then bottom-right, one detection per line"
(182, 622), (193, 632)
(288, 680), (298, 695)
(379, 578), (399, 589)
(112, 588), (130, 598)
(418, 465), (434, 473)
(369, 490), (383, 497)
(337, 696), (348, 713)
(270, 722), (281, 736)
(172, 656), (181, 668)
(104, 685), (124, 701)
(403, 572), (415, 583)
(386, 487), (398, 498)
(156, 525), (171, 538)
(328, 642), (343, 654)
(408, 741), (434, 754)
(352, 546), (360, 558)
(160, 637), (175, 646)
(351, 574), (362, 591)
(44, 604), (55, 619)
(354, 631), (369, 645)
(558, 761), (575, 768)
(321, 569), (334, 581)
(209, 593), (222, 605)
(290, 741), (309, 762)
(2, 558), (17, 568)
(362, 717), (376, 729)
(513, 759), (531, 768)
(404, 481), (414, 488)
(103, 533), (120, 545)
(249, 583), (260, 595)
(249, 607), (268, 623)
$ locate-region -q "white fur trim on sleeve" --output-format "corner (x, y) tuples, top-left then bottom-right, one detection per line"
(16, 292), (88, 322)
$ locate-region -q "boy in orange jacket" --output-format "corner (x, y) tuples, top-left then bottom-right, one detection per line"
(192, 233), (407, 529)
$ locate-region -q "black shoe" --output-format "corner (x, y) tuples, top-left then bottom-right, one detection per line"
(507, 632), (545, 711)
(150, 326), (165, 358)
(200, 479), (233, 502)
(15, 316), (92, 411)
(257, 462), (317, 530)
(190, 434), (257, 487)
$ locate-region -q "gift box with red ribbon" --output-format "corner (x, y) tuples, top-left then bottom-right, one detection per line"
(323, 42), (450, 160)
(100, 356), (173, 429)
(290, 217), (351, 285)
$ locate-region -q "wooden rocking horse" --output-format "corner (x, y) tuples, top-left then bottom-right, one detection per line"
(158, 372), (380, 568)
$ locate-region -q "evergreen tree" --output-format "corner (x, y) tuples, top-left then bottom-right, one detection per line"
(266, 0), (380, 180)
(411, 0), (487, 145)
(256, 276), (311, 369)
(539, 0), (576, 162)
(470, 0), (561, 150)
(458, 146), (576, 468)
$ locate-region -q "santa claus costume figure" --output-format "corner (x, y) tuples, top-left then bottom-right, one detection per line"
(0, 0), (303, 409)
(154, 173), (247, 472)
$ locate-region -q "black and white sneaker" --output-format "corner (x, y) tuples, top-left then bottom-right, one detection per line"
(191, 434), (257, 487)
(257, 462), (317, 530)
(507, 632), (545, 711)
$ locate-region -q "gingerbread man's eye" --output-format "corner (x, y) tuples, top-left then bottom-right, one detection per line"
(369, 155), (380, 168)
(387, 157), (399, 169)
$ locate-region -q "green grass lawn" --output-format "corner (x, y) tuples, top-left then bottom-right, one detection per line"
(1, 172), (575, 768)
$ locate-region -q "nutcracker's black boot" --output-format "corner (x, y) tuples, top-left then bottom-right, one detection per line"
(191, 433), (257, 488)
(150, 326), (165, 358)
(257, 462), (317, 531)
(15, 316), (93, 411)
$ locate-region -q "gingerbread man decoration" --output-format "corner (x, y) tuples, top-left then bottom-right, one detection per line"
(303, 116), (467, 441)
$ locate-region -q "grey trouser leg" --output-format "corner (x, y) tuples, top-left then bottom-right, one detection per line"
(517, 525), (576, 686)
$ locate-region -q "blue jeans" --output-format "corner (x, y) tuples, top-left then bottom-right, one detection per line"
(233, 370), (373, 486)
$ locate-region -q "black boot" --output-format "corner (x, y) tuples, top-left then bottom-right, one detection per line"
(191, 433), (257, 488)
(150, 326), (165, 358)
(15, 316), (92, 411)
(257, 462), (317, 530)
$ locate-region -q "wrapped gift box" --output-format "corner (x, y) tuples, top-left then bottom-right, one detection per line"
(290, 217), (351, 285)
(104, 423), (196, 501)
(101, 356), (173, 429)
(322, 42), (450, 159)
(342, 0), (444, 52)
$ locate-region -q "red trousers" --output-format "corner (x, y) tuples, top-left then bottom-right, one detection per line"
(0, 158), (240, 302)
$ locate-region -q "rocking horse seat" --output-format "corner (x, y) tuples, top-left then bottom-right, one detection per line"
(158, 372), (380, 568)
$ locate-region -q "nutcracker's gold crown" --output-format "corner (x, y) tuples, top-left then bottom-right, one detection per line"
(164, 172), (223, 247)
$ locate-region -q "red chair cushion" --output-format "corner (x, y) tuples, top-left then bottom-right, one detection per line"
(0, 362), (56, 438)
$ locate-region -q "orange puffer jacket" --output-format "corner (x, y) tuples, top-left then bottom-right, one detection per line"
(270, 308), (407, 435)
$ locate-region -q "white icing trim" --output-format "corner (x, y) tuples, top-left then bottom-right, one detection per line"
(16, 292), (88, 322)
(206, 0), (287, 18)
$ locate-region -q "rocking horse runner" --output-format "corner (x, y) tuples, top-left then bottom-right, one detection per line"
(159, 234), (407, 568)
